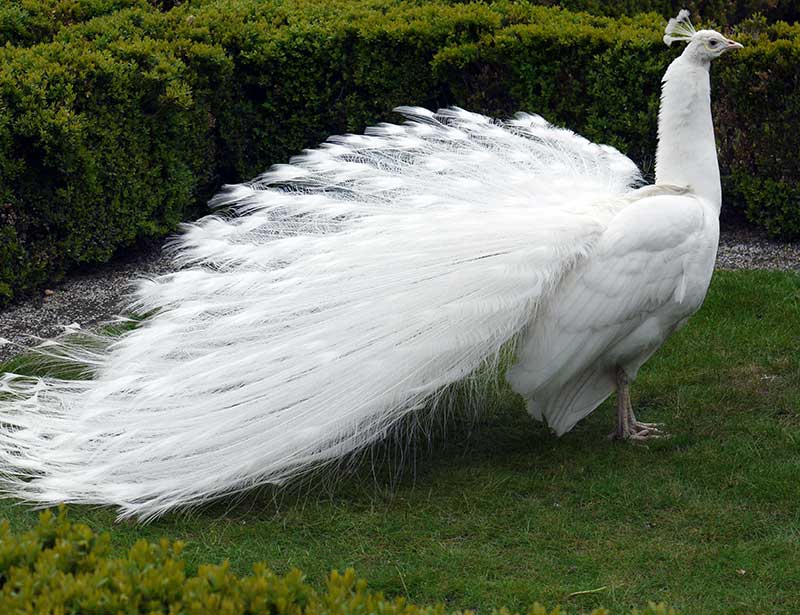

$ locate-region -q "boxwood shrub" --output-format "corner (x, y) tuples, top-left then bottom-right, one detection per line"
(0, 25), (226, 302)
(2, 0), (795, 51)
(530, 1), (799, 26)
(0, 508), (676, 614)
(0, 0), (151, 47)
(0, 1), (797, 304)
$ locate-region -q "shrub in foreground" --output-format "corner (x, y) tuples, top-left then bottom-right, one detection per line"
(0, 508), (676, 614)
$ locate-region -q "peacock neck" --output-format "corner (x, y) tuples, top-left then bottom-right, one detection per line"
(655, 56), (721, 212)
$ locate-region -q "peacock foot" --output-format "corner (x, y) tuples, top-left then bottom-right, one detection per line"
(607, 420), (666, 441)
(630, 419), (664, 432)
(627, 419), (668, 440)
(610, 367), (669, 441)
(608, 407), (669, 441)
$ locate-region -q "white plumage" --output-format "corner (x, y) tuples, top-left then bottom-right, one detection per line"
(0, 13), (741, 519)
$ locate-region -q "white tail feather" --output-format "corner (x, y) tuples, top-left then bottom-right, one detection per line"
(0, 107), (640, 519)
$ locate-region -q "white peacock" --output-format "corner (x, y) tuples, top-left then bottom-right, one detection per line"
(0, 11), (742, 519)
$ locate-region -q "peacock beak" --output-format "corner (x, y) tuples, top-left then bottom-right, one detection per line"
(724, 38), (744, 50)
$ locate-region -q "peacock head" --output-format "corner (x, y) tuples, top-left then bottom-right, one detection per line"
(663, 10), (743, 62)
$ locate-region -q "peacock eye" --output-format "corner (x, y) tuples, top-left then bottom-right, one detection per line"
(708, 40), (719, 47)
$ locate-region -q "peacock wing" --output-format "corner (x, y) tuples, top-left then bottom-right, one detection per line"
(508, 190), (717, 435)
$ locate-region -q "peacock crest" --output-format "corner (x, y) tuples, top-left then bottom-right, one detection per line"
(663, 9), (696, 46)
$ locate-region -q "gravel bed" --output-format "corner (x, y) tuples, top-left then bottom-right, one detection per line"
(0, 246), (172, 364)
(1, 229), (798, 364)
(716, 228), (800, 272)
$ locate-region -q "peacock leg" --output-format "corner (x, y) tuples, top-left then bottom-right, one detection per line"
(609, 367), (665, 440)
(608, 367), (631, 440)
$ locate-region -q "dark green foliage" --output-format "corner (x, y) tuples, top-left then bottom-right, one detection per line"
(714, 32), (800, 237)
(0, 508), (677, 614)
(0, 0), (150, 46)
(2, 0), (793, 49)
(0, 1), (798, 305)
(0, 29), (225, 302)
(530, 0), (799, 26)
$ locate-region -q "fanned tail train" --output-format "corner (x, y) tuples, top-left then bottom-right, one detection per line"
(0, 107), (640, 519)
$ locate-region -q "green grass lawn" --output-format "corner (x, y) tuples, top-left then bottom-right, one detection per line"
(1, 269), (799, 614)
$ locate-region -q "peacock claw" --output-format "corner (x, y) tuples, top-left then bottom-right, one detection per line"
(607, 422), (668, 441)
(608, 423), (669, 442)
(610, 368), (670, 441)
(631, 419), (668, 440)
(629, 427), (668, 441)
(630, 420), (666, 434)
(632, 421), (663, 429)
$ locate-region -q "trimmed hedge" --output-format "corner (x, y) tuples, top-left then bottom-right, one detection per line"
(531, 1), (800, 26)
(0, 1), (798, 304)
(0, 19), (226, 301)
(0, 509), (677, 614)
(2, 0), (796, 50)
(4, 0), (794, 51)
(0, 0), (151, 47)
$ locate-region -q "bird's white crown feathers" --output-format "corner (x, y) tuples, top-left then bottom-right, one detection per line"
(663, 9), (696, 46)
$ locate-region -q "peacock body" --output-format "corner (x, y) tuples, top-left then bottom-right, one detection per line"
(0, 12), (742, 519)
